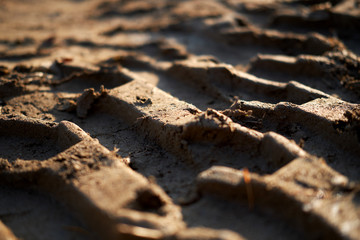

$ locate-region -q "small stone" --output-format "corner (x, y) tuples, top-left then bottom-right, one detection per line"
(76, 88), (100, 118)
(331, 175), (348, 187)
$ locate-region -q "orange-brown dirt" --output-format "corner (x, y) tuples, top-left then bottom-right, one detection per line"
(0, 0), (360, 239)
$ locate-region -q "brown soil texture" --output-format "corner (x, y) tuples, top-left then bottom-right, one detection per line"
(1, 0), (360, 239)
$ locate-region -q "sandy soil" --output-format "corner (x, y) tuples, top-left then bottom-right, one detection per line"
(0, 0), (360, 239)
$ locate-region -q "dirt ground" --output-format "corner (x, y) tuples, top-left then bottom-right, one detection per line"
(0, 0), (360, 239)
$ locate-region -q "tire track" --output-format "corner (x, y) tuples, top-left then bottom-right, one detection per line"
(0, 0), (360, 239)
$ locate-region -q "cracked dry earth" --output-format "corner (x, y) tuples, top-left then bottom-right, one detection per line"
(1, 0), (360, 239)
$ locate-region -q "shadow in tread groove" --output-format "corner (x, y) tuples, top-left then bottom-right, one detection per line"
(0, 186), (91, 240)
